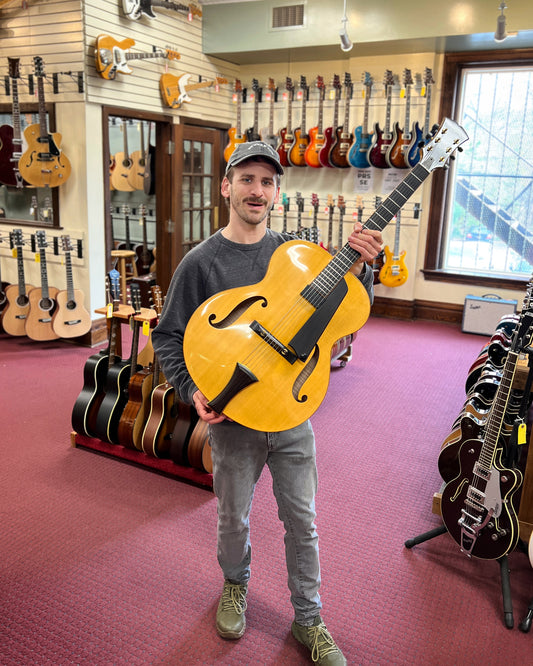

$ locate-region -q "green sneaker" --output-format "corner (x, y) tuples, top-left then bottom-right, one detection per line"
(216, 580), (248, 639)
(291, 616), (347, 665)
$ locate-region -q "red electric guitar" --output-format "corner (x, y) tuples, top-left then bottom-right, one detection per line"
(318, 74), (341, 168)
(329, 72), (353, 169)
(388, 68), (414, 168)
(304, 76), (326, 168)
(368, 70), (395, 169)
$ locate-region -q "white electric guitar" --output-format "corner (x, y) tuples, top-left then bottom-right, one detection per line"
(122, 0), (202, 21)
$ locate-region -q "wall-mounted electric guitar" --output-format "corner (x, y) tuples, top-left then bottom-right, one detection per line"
(368, 70), (395, 169)
(318, 74), (341, 168)
(18, 56), (71, 188)
(329, 72), (353, 169)
(111, 118), (134, 192)
(348, 71), (373, 169)
(407, 67), (435, 167)
(159, 72), (227, 109)
(261, 78), (279, 151)
(127, 120), (147, 190)
(281, 192), (290, 234)
(122, 0), (202, 21)
(134, 204), (154, 275)
(337, 195), (346, 250)
(277, 77), (295, 167)
(379, 208), (409, 287)
(2, 229), (35, 336)
(309, 193), (320, 244)
(321, 194), (336, 254)
(304, 76), (326, 168)
(25, 230), (59, 341)
(0, 57), (25, 188)
(441, 312), (531, 559)
(370, 196), (384, 284)
(288, 76), (309, 167)
(295, 191), (305, 238)
(182, 118), (469, 433)
(224, 79), (246, 162)
(245, 78), (262, 142)
(95, 34), (180, 80)
(52, 235), (92, 339)
(388, 69), (414, 169)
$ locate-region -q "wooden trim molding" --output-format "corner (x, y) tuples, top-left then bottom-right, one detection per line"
(372, 296), (463, 325)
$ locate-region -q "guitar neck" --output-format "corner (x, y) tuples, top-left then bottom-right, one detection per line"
(11, 77), (22, 145)
(64, 250), (75, 302)
(36, 76), (48, 140)
(152, 0), (190, 10)
(384, 85), (392, 133)
(126, 51), (166, 62)
(16, 247), (26, 296)
(39, 248), (50, 299)
(362, 86), (371, 134)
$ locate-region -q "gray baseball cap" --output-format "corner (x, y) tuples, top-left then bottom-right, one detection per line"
(225, 141), (284, 176)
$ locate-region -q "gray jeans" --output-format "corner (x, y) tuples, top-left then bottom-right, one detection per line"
(208, 419), (322, 625)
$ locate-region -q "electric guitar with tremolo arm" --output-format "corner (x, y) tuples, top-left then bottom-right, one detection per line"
(95, 34), (180, 81)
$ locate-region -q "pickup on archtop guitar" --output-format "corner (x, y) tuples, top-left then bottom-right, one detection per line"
(407, 67), (436, 167)
(2, 229), (35, 336)
(318, 75), (341, 168)
(304, 76), (326, 168)
(183, 118), (469, 433)
(52, 235), (92, 339)
(160, 73), (227, 109)
(95, 34), (180, 80)
(224, 79), (246, 162)
(25, 230), (59, 341)
(92, 283), (143, 445)
(379, 209), (409, 287)
(0, 57), (25, 188)
(261, 78), (279, 151)
(329, 72), (353, 169)
(122, 0), (202, 21)
(348, 71), (373, 169)
(71, 271), (123, 438)
(245, 79), (262, 142)
(288, 76), (310, 167)
(277, 77), (295, 168)
(440, 311), (531, 560)
(19, 56), (71, 188)
(368, 70), (395, 169)
(388, 69), (414, 169)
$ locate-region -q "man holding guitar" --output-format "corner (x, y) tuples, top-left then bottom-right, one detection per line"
(152, 141), (382, 665)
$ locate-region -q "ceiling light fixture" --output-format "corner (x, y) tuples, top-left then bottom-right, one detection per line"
(494, 1), (509, 42)
(339, 0), (353, 52)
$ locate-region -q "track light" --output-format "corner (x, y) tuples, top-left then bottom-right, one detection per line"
(339, 0), (353, 52)
(494, 2), (508, 42)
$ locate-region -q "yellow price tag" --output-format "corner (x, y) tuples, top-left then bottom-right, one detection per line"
(12, 248), (17, 258)
(143, 320), (150, 336)
(518, 422), (527, 445)
(35, 253), (41, 263)
(106, 303), (113, 318)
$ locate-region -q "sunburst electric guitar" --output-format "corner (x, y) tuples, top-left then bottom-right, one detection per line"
(95, 34), (180, 80)
(183, 119), (468, 432)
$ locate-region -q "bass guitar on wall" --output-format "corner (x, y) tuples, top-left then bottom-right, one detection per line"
(160, 73), (227, 109)
(122, 0), (202, 21)
(183, 119), (469, 433)
(95, 35), (180, 80)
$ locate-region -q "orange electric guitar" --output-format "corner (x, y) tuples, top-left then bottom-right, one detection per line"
(318, 74), (341, 168)
(224, 79), (246, 162)
(160, 72), (227, 109)
(25, 230), (59, 341)
(304, 76), (326, 168)
(288, 76), (309, 167)
(379, 208), (409, 287)
(95, 34), (180, 80)
(182, 119), (468, 433)
(18, 56), (71, 188)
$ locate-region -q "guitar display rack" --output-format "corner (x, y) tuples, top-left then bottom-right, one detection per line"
(405, 338), (533, 630)
(3, 69), (84, 96)
(1, 229), (84, 260)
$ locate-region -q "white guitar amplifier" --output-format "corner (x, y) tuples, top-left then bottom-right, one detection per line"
(462, 294), (517, 336)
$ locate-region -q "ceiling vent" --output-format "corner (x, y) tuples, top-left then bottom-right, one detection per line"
(272, 4), (305, 29)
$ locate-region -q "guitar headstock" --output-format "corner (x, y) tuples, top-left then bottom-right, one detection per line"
(299, 75), (308, 97)
(139, 203), (146, 218)
(151, 285), (164, 318)
(296, 191), (304, 212)
(108, 269), (121, 303)
(121, 204), (131, 216)
(311, 193), (319, 210)
(215, 76), (228, 86)
(8, 57), (20, 79)
(424, 67), (435, 86)
(337, 195), (346, 214)
(61, 234), (73, 253)
(234, 78), (242, 93)
(332, 74), (341, 96)
(189, 3), (202, 17)
(316, 76), (325, 99)
(420, 118), (469, 173)
(403, 68), (413, 87)
(251, 78), (260, 92)
(285, 76), (294, 97)
(130, 282), (142, 315)
(282, 192), (290, 211)
(33, 55), (45, 78)
(362, 71), (373, 88)
(11, 228), (23, 248)
(268, 77), (276, 92)
(35, 230), (47, 250)
(383, 69), (394, 88)
(344, 72), (353, 97)
(327, 194), (334, 210)
(356, 195), (364, 214)
(164, 48), (181, 62)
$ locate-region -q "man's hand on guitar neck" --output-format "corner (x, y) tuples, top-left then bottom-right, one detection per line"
(347, 222), (383, 276)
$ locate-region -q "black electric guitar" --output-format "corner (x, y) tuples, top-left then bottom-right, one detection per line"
(440, 312), (531, 559)
(92, 283), (143, 444)
(0, 57), (25, 188)
(25, 230), (59, 341)
(245, 79), (262, 142)
(183, 118), (468, 433)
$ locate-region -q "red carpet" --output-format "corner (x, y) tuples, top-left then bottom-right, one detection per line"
(1, 317), (532, 664)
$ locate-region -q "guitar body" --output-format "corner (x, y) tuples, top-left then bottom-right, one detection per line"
(185, 418), (211, 472)
(127, 150), (145, 190)
(288, 129), (308, 167)
(116, 367), (152, 449)
(379, 246), (409, 287)
(110, 151), (134, 191)
(318, 126), (335, 168)
(388, 123), (411, 168)
(184, 240), (371, 432)
(245, 128), (261, 142)
(93, 360), (140, 444)
(224, 128), (246, 162)
(304, 127), (324, 168)
(277, 127), (293, 167)
(368, 123), (391, 169)
(25, 286), (59, 341)
(1, 283), (35, 336)
(19, 125), (71, 188)
(407, 121), (423, 167)
(441, 439), (522, 559)
(168, 403), (197, 466)
(347, 126), (371, 169)
(52, 288), (92, 339)
(329, 128), (352, 168)
(0, 125), (19, 187)
(95, 35), (136, 80)
(160, 72), (191, 108)
(142, 382), (181, 458)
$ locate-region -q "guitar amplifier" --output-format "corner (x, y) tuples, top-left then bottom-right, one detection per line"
(462, 293), (517, 336)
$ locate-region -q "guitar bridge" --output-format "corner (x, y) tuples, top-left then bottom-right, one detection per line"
(250, 320), (297, 364)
